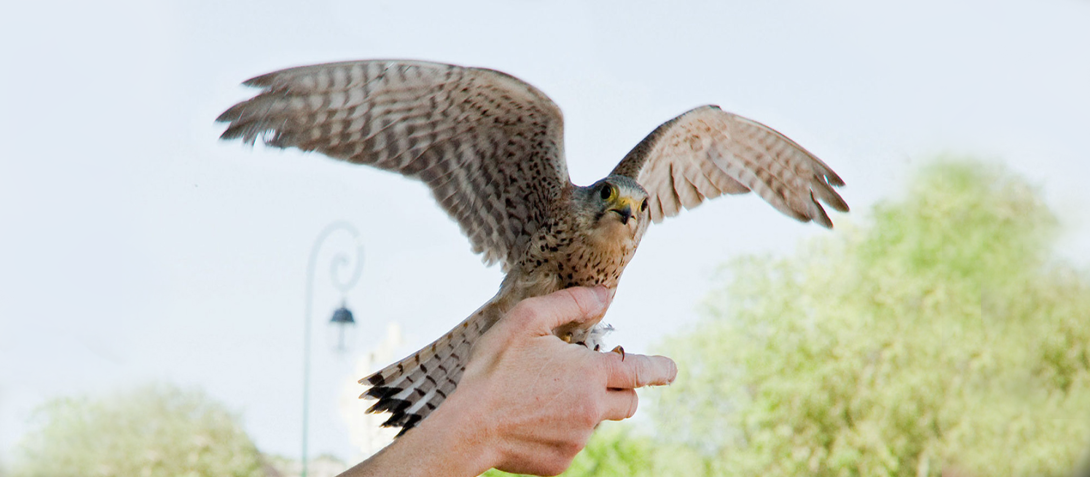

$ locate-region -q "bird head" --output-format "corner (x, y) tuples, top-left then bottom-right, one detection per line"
(577, 175), (651, 247)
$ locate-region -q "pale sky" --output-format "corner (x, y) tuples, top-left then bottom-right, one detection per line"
(2, 0), (1089, 467)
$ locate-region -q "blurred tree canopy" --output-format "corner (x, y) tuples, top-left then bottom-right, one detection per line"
(10, 384), (265, 477)
(652, 159), (1090, 476)
(482, 423), (710, 477)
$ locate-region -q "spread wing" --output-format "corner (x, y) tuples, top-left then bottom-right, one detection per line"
(611, 105), (848, 227)
(218, 60), (571, 269)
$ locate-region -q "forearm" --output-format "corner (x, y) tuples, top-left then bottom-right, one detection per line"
(339, 392), (494, 477)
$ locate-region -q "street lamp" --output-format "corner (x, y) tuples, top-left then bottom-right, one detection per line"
(302, 221), (363, 477)
(328, 303), (356, 354)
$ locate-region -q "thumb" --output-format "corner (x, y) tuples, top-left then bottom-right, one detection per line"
(514, 286), (610, 336)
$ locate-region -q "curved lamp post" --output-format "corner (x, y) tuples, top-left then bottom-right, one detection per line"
(302, 221), (363, 477)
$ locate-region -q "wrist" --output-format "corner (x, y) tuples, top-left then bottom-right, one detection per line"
(411, 386), (498, 476)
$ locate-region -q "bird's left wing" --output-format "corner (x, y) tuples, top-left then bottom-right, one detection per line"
(611, 105), (848, 227)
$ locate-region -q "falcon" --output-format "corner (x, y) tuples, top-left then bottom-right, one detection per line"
(217, 60), (848, 436)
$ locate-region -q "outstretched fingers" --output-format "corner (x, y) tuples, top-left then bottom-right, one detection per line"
(601, 389), (639, 421)
(599, 354), (676, 421)
(604, 352), (677, 389)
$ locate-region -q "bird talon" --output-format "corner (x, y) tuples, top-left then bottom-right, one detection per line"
(610, 345), (625, 361)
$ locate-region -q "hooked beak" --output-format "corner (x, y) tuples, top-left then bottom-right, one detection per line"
(611, 198), (639, 225)
(612, 205), (632, 225)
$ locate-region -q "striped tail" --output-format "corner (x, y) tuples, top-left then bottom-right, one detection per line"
(359, 301), (502, 437)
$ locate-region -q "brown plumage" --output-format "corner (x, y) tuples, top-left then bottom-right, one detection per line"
(217, 60), (848, 436)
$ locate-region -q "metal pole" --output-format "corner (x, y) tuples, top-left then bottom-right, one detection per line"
(302, 221), (364, 477)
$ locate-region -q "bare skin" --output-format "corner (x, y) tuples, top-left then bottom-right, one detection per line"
(338, 286), (678, 477)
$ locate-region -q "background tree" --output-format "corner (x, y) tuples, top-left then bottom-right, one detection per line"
(10, 384), (265, 477)
(483, 422), (710, 477)
(652, 159), (1090, 476)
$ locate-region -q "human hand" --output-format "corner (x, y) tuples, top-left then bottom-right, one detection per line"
(338, 286), (677, 477)
(440, 286), (678, 476)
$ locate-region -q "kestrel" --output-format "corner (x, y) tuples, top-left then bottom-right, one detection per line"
(217, 60), (848, 436)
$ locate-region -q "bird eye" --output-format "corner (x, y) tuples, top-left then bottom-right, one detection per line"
(640, 198), (649, 212)
(599, 184), (614, 201)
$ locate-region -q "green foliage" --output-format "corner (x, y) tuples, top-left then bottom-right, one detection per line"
(557, 424), (654, 476)
(653, 159), (1090, 476)
(10, 384), (265, 477)
(482, 422), (709, 477)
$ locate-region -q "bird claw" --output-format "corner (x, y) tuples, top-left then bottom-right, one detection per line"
(610, 345), (625, 361)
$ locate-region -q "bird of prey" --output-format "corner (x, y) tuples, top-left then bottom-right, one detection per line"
(217, 60), (848, 436)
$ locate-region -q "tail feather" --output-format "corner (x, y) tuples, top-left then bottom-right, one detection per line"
(360, 301), (500, 437)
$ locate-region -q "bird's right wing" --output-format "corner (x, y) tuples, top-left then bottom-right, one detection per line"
(218, 60), (571, 269)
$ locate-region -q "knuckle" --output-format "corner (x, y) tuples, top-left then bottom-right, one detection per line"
(576, 401), (599, 428)
(632, 357), (647, 387)
(561, 434), (589, 458)
(510, 301), (539, 324)
(605, 354), (634, 387)
(566, 287), (594, 317)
